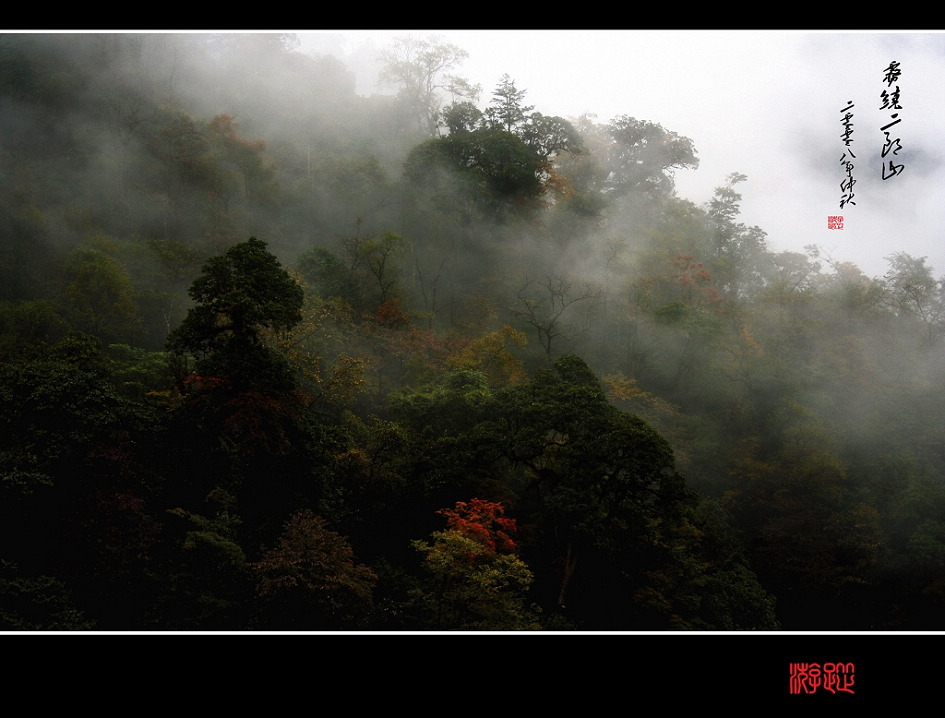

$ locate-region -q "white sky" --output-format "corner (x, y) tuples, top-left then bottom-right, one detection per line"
(300, 30), (945, 278)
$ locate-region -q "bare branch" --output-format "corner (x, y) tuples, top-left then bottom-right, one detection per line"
(513, 273), (601, 360)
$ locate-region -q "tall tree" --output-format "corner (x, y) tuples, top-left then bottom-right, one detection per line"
(513, 274), (600, 363)
(62, 246), (142, 344)
(379, 35), (480, 137)
(404, 127), (546, 223)
(167, 237), (303, 393)
(704, 172), (769, 299)
(603, 115), (699, 197)
(485, 74), (533, 134)
(482, 355), (694, 625)
(882, 252), (945, 344)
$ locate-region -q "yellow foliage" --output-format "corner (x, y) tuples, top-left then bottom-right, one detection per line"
(602, 372), (646, 402)
(739, 323), (762, 356)
(446, 325), (528, 386)
(261, 280), (366, 406)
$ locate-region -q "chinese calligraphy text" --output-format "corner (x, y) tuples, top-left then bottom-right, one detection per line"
(839, 100), (856, 208)
(880, 60), (904, 180)
(789, 662), (855, 695)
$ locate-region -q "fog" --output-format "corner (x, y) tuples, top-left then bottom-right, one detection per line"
(304, 30), (945, 279)
(4, 31), (945, 630)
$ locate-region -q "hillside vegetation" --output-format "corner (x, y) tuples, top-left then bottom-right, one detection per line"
(1, 33), (943, 631)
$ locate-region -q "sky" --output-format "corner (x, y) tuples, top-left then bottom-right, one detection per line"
(300, 30), (945, 279)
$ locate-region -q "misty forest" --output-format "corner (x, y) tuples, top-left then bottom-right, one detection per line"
(2, 32), (944, 632)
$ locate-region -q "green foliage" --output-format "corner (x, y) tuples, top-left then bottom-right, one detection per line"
(440, 100), (483, 135)
(167, 237), (303, 392)
(0, 332), (156, 502)
(723, 399), (886, 628)
(391, 368), (492, 438)
(62, 246), (142, 344)
(405, 126), (545, 222)
(104, 343), (174, 399)
(522, 111), (582, 162)
(439, 355), (711, 627)
(0, 331), (167, 627)
(883, 251), (945, 343)
(0, 201), (54, 303)
(603, 115), (699, 197)
(0, 299), (67, 360)
(0, 561), (95, 630)
(344, 231), (409, 309)
(647, 499), (779, 630)
(150, 494), (253, 630)
(486, 74), (534, 133)
(297, 246), (357, 302)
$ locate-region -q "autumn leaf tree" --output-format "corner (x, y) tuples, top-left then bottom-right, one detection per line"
(446, 324), (528, 386)
(251, 509), (377, 630)
(411, 499), (541, 630)
(206, 113), (276, 206)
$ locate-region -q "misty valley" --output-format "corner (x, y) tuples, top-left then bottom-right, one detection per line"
(2, 32), (944, 632)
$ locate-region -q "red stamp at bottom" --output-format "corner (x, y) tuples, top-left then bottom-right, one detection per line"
(828, 215), (844, 230)
(790, 662), (855, 694)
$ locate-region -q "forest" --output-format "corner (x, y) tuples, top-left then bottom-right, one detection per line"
(1, 32), (944, 632)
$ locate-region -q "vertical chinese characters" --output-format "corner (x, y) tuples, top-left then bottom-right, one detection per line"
(880, 60), (904, 180)
(840, 100), (856, 208)
(831, 60), (907, 220)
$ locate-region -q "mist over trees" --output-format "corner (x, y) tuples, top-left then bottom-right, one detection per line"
(2, 32), (945, 631)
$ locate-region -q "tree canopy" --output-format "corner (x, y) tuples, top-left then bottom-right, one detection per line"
(167, 236), (303, 392)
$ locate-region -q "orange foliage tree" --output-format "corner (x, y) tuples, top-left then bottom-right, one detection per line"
(411, 499), (540, 629)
